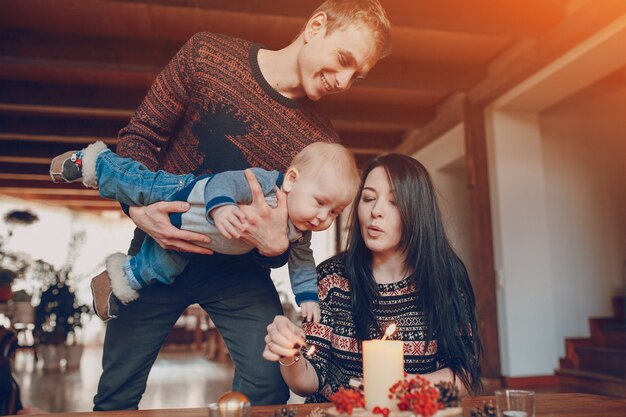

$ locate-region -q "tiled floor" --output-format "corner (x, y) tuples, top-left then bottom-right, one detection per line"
(13, 346), (235, 413)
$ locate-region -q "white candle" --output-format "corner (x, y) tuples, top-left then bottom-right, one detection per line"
(362, 340), (404, 411)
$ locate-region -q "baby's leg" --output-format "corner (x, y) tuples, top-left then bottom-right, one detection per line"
(50, 141), (107, 184)
(91, 239), (190, 322)
(118, 236), (191, 292)
(50, 141), (195, 206)
(90, 253), (139, 322)
(96, 150), (195, 206)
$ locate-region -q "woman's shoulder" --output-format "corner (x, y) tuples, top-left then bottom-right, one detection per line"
(317, 253), (348, 278)
(317, 254), (350, 294)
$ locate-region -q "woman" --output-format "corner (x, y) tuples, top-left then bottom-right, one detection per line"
(263, 154), (482, 401)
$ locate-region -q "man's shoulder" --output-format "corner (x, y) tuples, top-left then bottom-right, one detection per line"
(191, 31), (252, 46)
(188, 31), (254, 60)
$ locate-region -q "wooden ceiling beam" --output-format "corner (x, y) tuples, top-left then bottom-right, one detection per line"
(0, 80), (444, 118)
(0, 193), (121, 211)
(0, 113), (126, 136)
(0, 99), (431, 136)
(0, 133), (118, 146)
(0, 24), (510, 68)
(0, 195), (120, 211)
(395, 1), (626, 155)
(0, 140), (117, 160)
(0, 53), (482, 92)
(0, 80), (146, 112)
(0, 56), (160, 90)
(0, 162), (52, 177)
(395, 94), (464, 155)
(0, 0), (564, 39)
(322, 102), (434, 129)
(0, 179), (91, 191)
(468, 1), (626, 106)
(0, 187), (99, 196)
(0, 156), (50, 165)
(339, 130), (405, 151)
(364, 58), (484, 92)
(4, 193), (109, 203)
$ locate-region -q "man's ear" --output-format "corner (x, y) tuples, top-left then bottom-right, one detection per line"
(304, 12), (328, 43)
(282, 167), (299, 193)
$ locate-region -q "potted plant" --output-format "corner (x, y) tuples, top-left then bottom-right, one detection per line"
(0, 210), (38, 302)
(0, 267), (16, 302)
(33, 265), (89, 372)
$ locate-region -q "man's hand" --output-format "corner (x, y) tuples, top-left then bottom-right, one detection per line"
(211, 205), (247, 239)
(129, 202), (214, 254)
(300, 301), (321, 323)
(238, 169), (289, 257)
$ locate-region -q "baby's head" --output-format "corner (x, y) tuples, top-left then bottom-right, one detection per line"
(282, 142), (359, 232)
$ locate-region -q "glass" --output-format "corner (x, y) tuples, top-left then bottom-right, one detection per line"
(208, 401), (251, 417)
(495, 389), (535, 417)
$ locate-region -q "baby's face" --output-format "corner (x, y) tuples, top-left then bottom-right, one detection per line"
(285, 171), (355, 232)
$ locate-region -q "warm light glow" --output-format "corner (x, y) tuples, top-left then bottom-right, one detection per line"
(381, 323), (396, 341)
(305, 345), (316, 357)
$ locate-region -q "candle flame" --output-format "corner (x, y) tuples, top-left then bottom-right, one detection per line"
(381, 323), (396, 341)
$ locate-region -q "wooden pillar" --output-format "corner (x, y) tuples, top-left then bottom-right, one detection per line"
(462, 97), (501, 380)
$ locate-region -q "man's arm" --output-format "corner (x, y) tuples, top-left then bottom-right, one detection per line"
(116, 34), (215, 253)
(116, 34), (199, 170)
(128, 203), (213, 254)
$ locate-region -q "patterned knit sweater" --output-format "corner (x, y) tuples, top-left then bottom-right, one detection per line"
(117, 31), (339, 177)
(303, 255), (451, 403)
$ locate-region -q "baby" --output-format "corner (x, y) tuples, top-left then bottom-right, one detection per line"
(50, 142), (359, 322)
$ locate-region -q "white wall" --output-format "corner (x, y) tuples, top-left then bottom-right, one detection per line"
(271, 224), (337, 308)
(483, 14), (626, 377)
(486, 110), (559, 376)
(414, 124), (476, 282)
(540, 84), (626, 346)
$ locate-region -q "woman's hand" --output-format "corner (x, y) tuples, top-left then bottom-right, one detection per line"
(263, 315), (306, 362)
(238, 169), (289, 257)
(263, 315), (319, 396)
(129, 202), (214, 254)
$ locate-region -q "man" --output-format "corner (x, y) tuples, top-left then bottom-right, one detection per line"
(93, 0), (391, 409)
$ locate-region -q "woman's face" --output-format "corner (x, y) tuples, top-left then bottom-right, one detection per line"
(358, 166), (403, 256)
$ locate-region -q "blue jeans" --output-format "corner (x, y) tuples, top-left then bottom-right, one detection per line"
(96, 149), (199, 289)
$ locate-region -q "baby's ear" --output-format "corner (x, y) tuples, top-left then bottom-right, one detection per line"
(282, 167), (299, 192)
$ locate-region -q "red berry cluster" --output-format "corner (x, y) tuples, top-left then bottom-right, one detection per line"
(372, 406), (390, 417)
(330, 387), (365, 415)
(388, 374), (443, 417)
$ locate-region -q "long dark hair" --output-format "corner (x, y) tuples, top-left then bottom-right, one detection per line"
(345, 153), (482, 393)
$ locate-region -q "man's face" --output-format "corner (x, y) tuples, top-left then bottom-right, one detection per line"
(298, 21), (379, 101)
(284, 169), (354, 232)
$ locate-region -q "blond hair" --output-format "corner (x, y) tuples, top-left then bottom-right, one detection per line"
(310, 0), (392, 59)
(290, 142), (360, 192)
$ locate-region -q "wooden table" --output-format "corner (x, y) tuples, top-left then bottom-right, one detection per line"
(48, 393), (625, 417)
